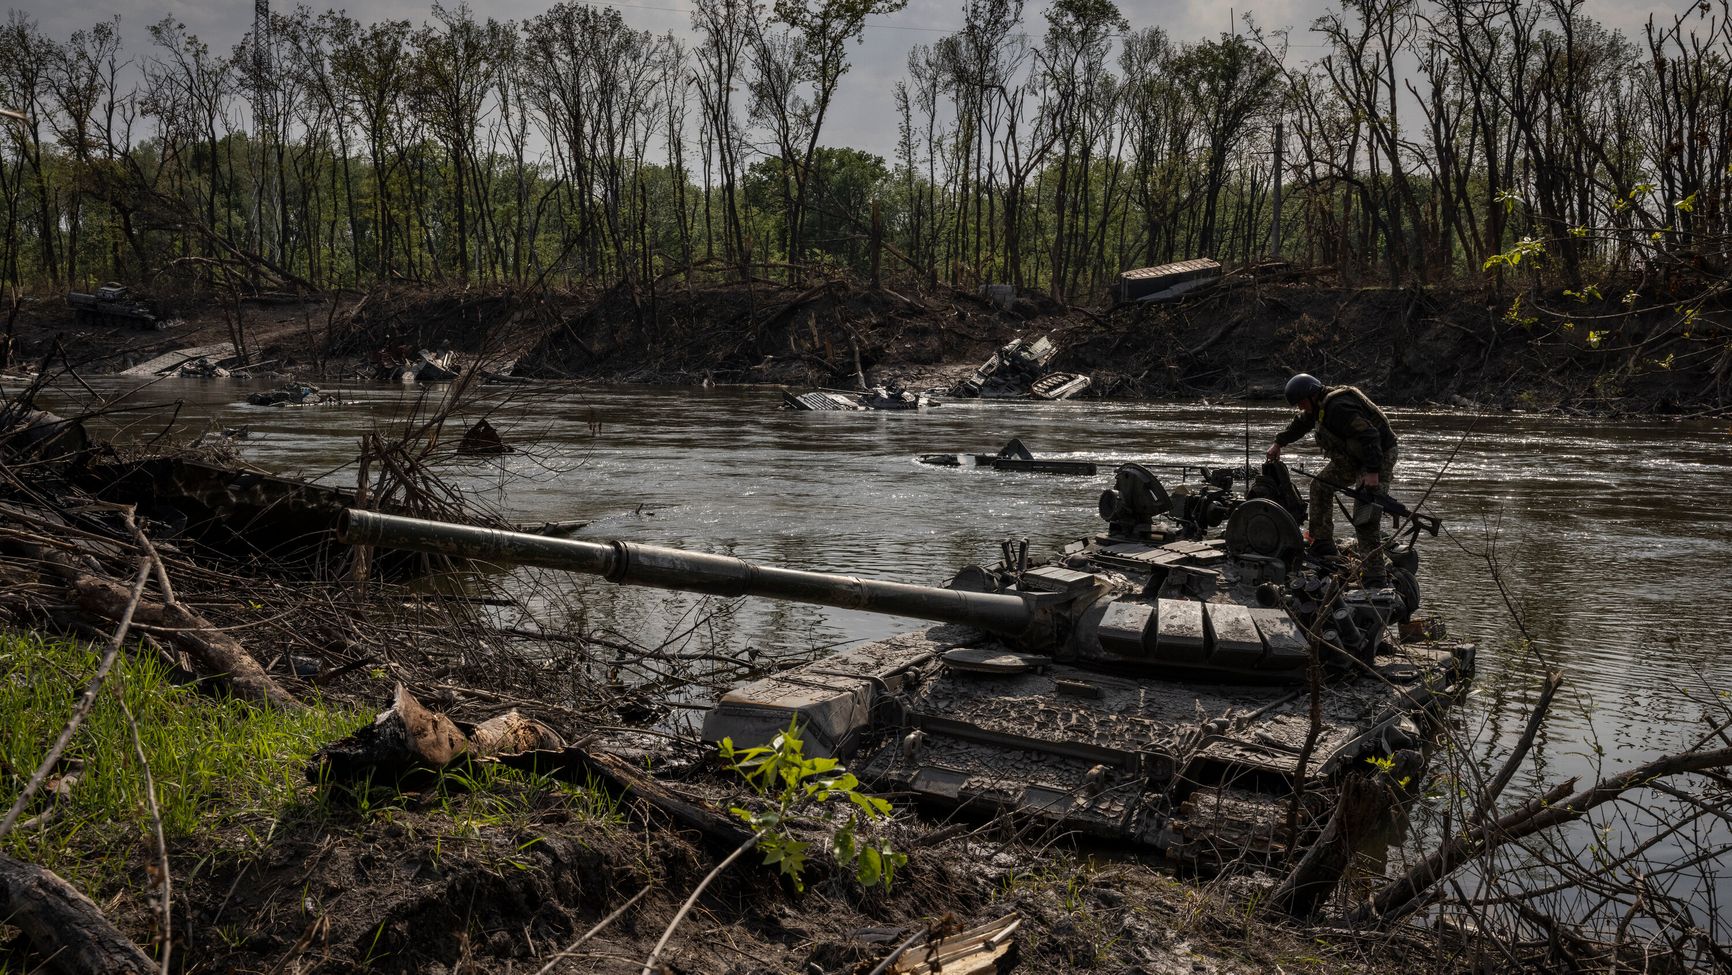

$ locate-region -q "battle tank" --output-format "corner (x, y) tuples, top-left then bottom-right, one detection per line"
(67, 283), (170, 330)
(339, 465), (1469, 866)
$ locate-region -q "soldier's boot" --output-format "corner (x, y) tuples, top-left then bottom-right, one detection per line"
(1352, 497), (1388, 587)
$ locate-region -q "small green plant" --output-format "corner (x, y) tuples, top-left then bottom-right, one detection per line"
(1500, 295), (1539, 328)
(1364, 753), (1413, 789)
(1482, 235), (1545, 271)
(718, 721), (906, 891)
(1493, 187), (1525, 211)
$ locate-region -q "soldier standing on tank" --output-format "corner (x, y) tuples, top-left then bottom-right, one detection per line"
(1265, 374), (1399, 587)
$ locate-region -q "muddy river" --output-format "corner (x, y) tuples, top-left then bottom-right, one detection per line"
(34, 376), (1732, 934)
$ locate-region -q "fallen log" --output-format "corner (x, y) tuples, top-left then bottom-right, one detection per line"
(71, 572), (300, 709)
(0, 852), (155, 974)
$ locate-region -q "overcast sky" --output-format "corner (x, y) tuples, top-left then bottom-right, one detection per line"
(6, 0), (1682, 155)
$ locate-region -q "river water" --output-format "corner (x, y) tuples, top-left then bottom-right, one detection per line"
(33, 376), (1732, 939)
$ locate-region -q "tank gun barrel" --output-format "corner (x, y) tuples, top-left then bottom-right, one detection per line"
(340, 509), (1041, 637)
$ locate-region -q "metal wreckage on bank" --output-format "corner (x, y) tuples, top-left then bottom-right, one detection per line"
(781, 333), (1091, 411)
(66, 282), (176, 330)
(343, 457), (1469, 865)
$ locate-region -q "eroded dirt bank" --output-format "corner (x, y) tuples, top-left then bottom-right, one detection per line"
(10, 274), (1727, 416)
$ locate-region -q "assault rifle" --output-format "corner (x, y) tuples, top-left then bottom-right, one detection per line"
(1293, 468), (1442, 537)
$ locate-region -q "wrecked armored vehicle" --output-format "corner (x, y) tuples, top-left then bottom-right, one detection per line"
(67, 283), (171, 330)
(341, 461), (1467, 866)
(782, 387), (933, 412)
(247, 383), (337, 408)
(918, 437), (1148, 476)
(1115, 258), (1223, 305)
(954, 335), (1091, 401)
(374, 348), (461, 383)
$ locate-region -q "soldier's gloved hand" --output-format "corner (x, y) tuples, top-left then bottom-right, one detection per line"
(1358, 472), (1380, 488)
(1265, 443), (1282, 462)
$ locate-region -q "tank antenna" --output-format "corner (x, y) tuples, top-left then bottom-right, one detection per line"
(1242, 322), (1252, 481)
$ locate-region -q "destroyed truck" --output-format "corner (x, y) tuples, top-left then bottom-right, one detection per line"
(67, 283), (171, 330)
(953, 334), (1091, 401)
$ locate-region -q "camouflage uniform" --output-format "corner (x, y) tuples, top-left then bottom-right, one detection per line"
(1274, 386), (1399, 585)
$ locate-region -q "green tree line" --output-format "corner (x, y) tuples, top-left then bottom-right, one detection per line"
(0, 0), (1728, 300)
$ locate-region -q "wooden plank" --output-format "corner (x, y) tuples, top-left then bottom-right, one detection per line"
(121, 342), (232, 376)
(892, 913), (1019, 974)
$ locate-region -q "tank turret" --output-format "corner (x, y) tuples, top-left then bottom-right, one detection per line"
(340, 467), (1403, 685)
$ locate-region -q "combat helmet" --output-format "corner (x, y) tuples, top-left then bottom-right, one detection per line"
(1284, 373), (1324, 406)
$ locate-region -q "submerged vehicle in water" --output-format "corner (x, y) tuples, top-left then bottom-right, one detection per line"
(954, 335), (1090, 401)
(782, 386), (933, 412)
(917, 437), (1187, 477)
(340, 466), (1466, 865)
(919, 437), (1110, 475)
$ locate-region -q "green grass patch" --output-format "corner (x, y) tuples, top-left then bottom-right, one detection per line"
(0, 630), (366, 889)
(326, 758), (628, 846)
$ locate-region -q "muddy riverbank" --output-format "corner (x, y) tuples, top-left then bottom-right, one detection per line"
(9, 275), (1728, 417)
